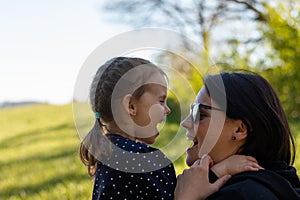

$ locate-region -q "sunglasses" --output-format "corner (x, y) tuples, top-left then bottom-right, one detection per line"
(190, 103), (223, 123)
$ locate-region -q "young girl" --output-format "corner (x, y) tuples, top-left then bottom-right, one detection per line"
(79, 57), (261, 200)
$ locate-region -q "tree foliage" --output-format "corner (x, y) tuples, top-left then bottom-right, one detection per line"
(103, 0), (300, 120)
(262, 5), (300, 120)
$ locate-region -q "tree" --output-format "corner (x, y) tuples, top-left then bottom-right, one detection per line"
(103, 0), (300, 120)
(261, 5), (300, 120)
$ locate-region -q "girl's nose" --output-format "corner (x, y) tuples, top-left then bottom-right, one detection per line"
(165, 105), (171, 115)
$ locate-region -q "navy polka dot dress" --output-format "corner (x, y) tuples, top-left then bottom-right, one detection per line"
(92, 134), (177, 200)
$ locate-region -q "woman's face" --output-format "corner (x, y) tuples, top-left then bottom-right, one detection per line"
(181, 87), (244, 165)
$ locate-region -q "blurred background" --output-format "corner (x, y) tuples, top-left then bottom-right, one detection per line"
(1, 0), (299, 199)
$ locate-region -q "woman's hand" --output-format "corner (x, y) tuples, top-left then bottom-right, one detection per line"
(174, 155), (231, 200)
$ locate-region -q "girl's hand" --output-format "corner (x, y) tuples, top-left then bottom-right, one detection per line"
(174, 155), (231, 200)
(211, 155), (264, 178)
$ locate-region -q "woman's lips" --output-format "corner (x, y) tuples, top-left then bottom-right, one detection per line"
(186, 138), (199, 151)
(186, 133), (196, 140)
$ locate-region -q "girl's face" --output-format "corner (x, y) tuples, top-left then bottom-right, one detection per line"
(181, 87), (243, 164)
(131, 76), (171, 144)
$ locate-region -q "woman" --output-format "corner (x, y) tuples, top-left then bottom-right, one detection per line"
(175, 72), (300, 200)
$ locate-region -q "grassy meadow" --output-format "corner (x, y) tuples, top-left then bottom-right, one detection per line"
(0, 104), (299, 199)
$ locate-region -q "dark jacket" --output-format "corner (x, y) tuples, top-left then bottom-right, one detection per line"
(92, 134), (176, 200)
(207, 161), (300, 200)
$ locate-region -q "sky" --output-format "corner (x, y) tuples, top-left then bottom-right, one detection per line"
(0, 0), (131, 105)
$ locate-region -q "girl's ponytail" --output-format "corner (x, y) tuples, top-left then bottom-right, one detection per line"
(79, 118), (111, 176)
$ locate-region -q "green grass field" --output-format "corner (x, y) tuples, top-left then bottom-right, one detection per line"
(0, 104), (299, 199)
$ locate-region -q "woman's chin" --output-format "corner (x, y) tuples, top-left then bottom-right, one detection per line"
(186, 143), (199, 166)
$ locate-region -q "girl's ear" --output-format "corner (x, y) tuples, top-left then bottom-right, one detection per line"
(233, 120), (248, 141)
(122, 94), (136, 116)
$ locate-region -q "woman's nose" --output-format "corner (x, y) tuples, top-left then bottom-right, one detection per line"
(180, 115), (193, 128)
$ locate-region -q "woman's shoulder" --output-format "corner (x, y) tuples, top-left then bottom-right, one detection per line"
(207, 170), (300, 200)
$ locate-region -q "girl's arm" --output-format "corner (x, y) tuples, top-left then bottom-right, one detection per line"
(211, 155), (263, 178)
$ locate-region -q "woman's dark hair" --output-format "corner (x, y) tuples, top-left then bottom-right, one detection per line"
(204, 72), (296, 166)
(80, 57), (166, 176)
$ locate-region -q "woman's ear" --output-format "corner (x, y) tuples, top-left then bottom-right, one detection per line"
(233, 120), (248, 141)
(122, 94), (136, 116)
